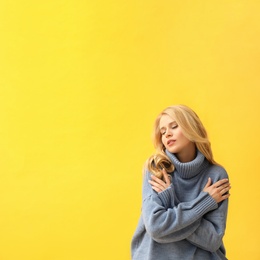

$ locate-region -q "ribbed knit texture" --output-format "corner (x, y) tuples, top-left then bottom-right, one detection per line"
(131, 150), (229, 260)
(165, 149), (208, 179)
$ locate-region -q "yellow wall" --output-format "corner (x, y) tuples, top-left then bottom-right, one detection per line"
(0, 1), (259, 259)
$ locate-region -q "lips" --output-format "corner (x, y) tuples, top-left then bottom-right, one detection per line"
(167, 140), (176, 146)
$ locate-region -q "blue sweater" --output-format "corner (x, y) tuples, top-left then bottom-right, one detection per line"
(131, 150), (229, 260)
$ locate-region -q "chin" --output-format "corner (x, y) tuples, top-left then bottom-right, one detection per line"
(167, 147), (178, 154)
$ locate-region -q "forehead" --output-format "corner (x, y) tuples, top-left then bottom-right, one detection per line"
(159, 114), (176, 128)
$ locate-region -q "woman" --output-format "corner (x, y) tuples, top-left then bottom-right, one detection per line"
(131, 105), (231, 260)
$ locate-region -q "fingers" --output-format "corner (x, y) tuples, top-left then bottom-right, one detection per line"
(149, 170), (171, 192)
(216, 180), (231, 195)
(213, 178), (229, 188)
(149, 179), (165, 193)
(205, 177), (212, 188)
(162, 169), (171, 185)
(149, 175), (167, 191)
(208, 179), (231, 203)
(208, 178), (230, 193)
(218, 192), (231, 202)
(220, 185), (231, 195)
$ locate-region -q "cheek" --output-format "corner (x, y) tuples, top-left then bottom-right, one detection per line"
(177, 129), (186, 139)
(179, 132), (190, 144)
(161, 136), (167, 146)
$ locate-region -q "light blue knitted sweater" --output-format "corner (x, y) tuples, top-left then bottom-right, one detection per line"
(131, 150), (229, 260)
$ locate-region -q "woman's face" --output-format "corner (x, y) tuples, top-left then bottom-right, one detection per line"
(159, 114), (195, 161)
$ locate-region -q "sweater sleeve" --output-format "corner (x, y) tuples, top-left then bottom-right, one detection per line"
(184, 167), (230, 252)
(141, 171), (218, 242)
(186, 193), (229, 252)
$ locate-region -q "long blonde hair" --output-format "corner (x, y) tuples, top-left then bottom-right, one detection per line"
(146, 105), (218, 179)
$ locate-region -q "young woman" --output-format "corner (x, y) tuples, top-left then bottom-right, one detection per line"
(131, 105), (231, 260)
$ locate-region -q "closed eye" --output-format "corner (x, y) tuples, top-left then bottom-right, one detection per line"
(160, 122), (178, 135)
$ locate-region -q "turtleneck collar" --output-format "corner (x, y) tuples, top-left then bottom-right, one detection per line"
(165, 149), (208, 179)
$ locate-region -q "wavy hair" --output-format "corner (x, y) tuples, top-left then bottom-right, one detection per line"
(146, 105), (218, 179)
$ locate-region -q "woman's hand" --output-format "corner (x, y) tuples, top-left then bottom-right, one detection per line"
(149, 169), (171, 193)
(203, 178), (231, 203)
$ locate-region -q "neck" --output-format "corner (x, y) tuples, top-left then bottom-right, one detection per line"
(175, 143), (196, 162)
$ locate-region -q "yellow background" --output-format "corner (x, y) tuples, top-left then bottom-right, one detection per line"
(0, 1), (259, 259)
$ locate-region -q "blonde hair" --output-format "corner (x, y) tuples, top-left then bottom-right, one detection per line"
(146, 104), (218, 179)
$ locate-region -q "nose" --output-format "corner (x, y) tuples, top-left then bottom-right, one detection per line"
(165, 128), (172, 137)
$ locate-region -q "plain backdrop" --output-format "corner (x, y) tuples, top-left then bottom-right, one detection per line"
(0, 1), (259, 259)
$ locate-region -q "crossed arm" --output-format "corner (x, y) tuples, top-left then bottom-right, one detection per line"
(149, 168), (230, 203)
(142, 169), (231, 251)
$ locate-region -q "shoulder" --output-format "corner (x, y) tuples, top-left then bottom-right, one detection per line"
(142, 168), (152, 181)
(141, 169), (154, 198)
(205, 164), (229, 180)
